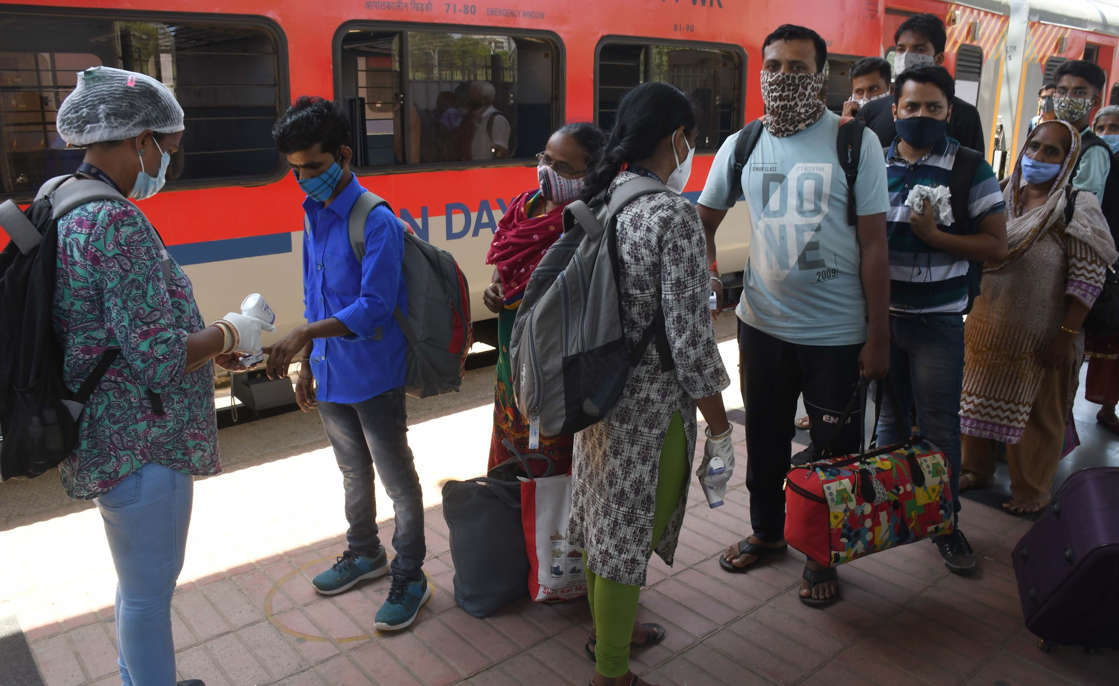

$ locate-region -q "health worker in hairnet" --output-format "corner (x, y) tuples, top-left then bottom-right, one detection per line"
(51, 66), (271, 686)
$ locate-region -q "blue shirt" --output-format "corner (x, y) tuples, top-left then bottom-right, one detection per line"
(698, 111), (890, 345)
(302, 174), (408, 403)
(1073, 126), (1111, 201)
(884, 137), (1005, 314)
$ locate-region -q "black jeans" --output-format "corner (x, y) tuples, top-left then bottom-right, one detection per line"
(739, 321), (864, 543)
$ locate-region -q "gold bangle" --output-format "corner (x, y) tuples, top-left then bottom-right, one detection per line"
(1059, 325), (1080, 335)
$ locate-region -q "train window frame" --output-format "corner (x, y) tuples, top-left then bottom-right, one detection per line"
(593, 35), (747, 153)
(0, 6), (290, 201)
(332, 20), (565, 175)
(954, 44), (983, 107)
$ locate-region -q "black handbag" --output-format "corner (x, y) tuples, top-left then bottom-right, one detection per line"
(1084, 262), (1119, 336)
(441, 469), (529, 617)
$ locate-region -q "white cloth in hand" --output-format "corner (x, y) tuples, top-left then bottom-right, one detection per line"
(221, 311), (274, 354)
(904, 184), (954, 226)
(697, 425), (735, 508)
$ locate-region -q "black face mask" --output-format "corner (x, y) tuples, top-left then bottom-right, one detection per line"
(895, 116), (948, 149)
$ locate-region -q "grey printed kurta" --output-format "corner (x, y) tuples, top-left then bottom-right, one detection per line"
(567, 172), (731, 587)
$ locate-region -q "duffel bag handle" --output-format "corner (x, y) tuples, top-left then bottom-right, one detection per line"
(819, 379), (883, 459)
(471, 477), (523, 509)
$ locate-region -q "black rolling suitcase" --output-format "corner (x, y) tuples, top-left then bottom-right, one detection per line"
(1011, 467), (1119, 650)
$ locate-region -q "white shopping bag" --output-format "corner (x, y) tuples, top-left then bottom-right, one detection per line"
(521, 474), (586, 602)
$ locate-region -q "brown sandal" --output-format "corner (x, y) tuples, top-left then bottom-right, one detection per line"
(959, 471), (991, 491)
(1002, 498), (1051, 515)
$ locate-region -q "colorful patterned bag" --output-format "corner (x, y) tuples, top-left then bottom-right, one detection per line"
(785, 438), (955, 567)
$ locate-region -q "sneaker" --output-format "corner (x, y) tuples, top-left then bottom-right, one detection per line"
(933, 528), (977, 575)
(374, 573), (431, 631)
(312, 549), (388, 595)
(177, 681), (206, 686)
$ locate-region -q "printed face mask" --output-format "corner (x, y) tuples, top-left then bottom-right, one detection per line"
(296, 162), (343, 203)
(760, 70), (827, 138)
(852, 91), (890, 109)
(1054, 96), (1093, 124)
(895, 116), (948, 149)
(1020, 154), (1062, 185)
(131, 139), (170, 201)
(537, 164), (585, 204)
(893, 51), (935, 76)
(665, 130), (695, 194)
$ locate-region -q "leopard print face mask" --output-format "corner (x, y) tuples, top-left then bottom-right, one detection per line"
(760, 70), (827, 137)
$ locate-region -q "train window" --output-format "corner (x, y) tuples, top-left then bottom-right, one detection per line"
(1044, 57), (1068, 87)
(337, 28), (560, 167)
(955, 45), (983, 106)
(596, 40), (744, 151)
(0, 10), (285, 197)
(1084, 44), (1101, 65)
(824, 57), (857, 114)
(1111, 84), (1119, 107)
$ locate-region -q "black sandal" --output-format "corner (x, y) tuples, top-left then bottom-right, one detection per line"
(584, 623), (666, 662)
(718, 538), (787, 574)
(799, 565), (840, 608)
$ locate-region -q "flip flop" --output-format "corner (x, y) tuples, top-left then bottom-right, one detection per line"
(584, 623), (666, 662)
(718, 538), (787, 574)
(799, 565), (840, 608)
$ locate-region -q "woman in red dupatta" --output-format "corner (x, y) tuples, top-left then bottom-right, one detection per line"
(483, 123), (606, 475)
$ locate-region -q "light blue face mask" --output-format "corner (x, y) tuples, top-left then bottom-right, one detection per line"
(1021, 154), (1062, 185)
(1101, 133), (1119, 156)
(130, 138), (170, 201)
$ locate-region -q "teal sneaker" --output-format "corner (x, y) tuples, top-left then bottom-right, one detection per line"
(374, 573), (431, 631)
(312, 549), (388, 595)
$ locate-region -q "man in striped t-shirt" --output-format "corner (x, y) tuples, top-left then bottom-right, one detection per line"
(879, 66), (1007, 575)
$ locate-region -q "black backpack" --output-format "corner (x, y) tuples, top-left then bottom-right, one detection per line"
(0, 175), (128, 480)
(945, 145), (985, 313)
(724, 118), (867, 226)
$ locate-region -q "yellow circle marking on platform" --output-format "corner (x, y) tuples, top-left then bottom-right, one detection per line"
(263, 554), (433, 643)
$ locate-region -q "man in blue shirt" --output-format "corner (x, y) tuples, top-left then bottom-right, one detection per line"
(265, 97), (427, 631)
(879, 66), (1007, 575)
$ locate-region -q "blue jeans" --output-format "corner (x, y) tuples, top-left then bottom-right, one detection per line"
(96, 463), (193, 686)
(876, 313), (964, 519)
(318, 388), (426, 578)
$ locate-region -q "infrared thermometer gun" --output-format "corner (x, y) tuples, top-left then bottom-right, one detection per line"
(238, 293), (275, 367)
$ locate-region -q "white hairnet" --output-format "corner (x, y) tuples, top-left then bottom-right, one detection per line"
(56, 66), (185, 147)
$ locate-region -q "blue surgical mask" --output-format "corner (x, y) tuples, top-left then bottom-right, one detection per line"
(1101, 133), (1119, 155)
(1021, 154), (1062, 185)
(895, 116), (948, 149)
(130, 139), (169, 201)
(296, 162), (343, 203)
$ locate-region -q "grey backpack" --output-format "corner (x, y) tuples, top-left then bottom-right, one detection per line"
(509, 176), (674, 440)
(307, 191), (471, 398)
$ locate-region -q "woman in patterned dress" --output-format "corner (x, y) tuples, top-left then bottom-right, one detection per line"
(483, 123), (606, 476)
(51, 67), (269, 686)
(960, 120), (1117, 514)
(566, 82), (735, 686)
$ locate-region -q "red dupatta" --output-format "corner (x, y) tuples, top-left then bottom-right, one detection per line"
(485, 190), (567, 304)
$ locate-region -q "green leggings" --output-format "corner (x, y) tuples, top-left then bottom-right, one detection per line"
(585, 412), (688, 678)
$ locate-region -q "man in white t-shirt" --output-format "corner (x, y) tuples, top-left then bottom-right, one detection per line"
(468, 81), (511, 160)
(698, 24), (890, 607)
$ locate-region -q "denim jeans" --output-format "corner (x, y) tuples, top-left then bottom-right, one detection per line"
(317, 387), (426, 578)
(876, 313), (964, 518)
(96, 463), (193, 686)
(738, 321), (864, 542)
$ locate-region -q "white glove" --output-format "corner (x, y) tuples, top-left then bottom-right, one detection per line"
(697, 425), (735, 508)
(220, 311), (274, 354)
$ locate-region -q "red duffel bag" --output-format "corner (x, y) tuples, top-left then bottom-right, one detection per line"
(784, 384), (954, 567)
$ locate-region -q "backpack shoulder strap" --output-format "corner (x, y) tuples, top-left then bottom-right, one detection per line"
(606, 176), (667, 217)
(34, 174), (74, 202)
(0, 200), (39, 254)
(1065, 185), (1079, 227)
(347, 190), (390, 263)
(948, 145), (982, 232)
(727, 120), (764, 207)
(836, 119), (865, 226)
(49, 177), (127, 220)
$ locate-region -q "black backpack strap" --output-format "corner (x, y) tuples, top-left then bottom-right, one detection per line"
(836, 120), (865, 226)
(946, 145), (984, 312)
(630, 307), (675, 372)
(1064, 185), (1079, 227)
(727, 120), (764, 207)
(74, 349), (121, 404)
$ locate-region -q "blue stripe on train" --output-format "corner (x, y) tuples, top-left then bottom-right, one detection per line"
(168, 232), (293, 266)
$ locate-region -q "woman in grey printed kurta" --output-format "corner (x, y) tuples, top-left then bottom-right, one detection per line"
(567, 82), (733, 686)
(51, 66), (271, 686)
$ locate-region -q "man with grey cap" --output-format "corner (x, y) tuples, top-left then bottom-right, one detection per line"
(50, 65), (270, 686)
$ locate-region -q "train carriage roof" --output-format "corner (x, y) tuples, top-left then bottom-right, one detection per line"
(959, 1), (1119, 36)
